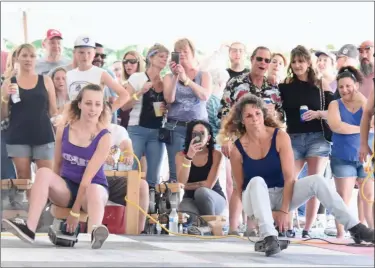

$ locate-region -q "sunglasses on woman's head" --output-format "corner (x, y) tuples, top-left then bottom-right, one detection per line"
(123, 59), (138, 65)
(95, 53), (106, 59)
(255, 57), (271, 64)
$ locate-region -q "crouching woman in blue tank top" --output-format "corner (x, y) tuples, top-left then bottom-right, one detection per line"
(220, 94), (374, 257)
(2, 84), (112, 249)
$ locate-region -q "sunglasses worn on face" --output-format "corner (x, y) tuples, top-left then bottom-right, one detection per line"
(123, 59), (138, 65)
(95, 53), (106, 59)
(357, 46), (373, 53)
(256, 57), (271, 64)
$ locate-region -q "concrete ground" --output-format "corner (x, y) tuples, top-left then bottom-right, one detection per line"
(1, 233), (374, 267)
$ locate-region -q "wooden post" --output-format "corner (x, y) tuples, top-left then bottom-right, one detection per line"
(125, 170), (140, 235)
(22, 11), (28, 43)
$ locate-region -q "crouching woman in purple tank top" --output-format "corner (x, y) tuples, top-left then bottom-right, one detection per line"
(2, 84), (112, 249)
(220, 94), (374, 257)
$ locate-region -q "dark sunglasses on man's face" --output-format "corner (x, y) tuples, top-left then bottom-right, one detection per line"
(255, 57), (271, 64)
(357, 46), (373, 53)
(123, 59), (138, 65)
(95, 53), (106, 59)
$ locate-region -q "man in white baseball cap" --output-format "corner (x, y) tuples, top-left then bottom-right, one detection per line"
(65, 34), (128, 113)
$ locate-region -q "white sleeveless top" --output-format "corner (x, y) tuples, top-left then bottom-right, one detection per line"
(66, 66), (105, 100)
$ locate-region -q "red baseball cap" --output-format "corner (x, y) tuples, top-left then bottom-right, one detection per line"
(46, 29), (63, 40)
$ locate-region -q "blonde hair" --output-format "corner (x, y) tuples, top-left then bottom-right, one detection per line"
(121, 51), (145, 81)
(174, 38), (196, 56)
(145, 43), (170, 69)
(15, 43), (37, 58)
(218, 94), (282, 144)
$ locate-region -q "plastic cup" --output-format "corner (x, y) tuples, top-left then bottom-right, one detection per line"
(153, 102), (163, 117)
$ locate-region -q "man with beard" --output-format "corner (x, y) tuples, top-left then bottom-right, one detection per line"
(358, 40), (374, 98)
(94, 43), (118, 123)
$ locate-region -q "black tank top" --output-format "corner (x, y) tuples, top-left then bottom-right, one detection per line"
(6, 75), (55, 145)
(184, 149), (226, 200)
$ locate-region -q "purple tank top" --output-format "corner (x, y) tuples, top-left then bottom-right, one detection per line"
(60, 125), (109, 186)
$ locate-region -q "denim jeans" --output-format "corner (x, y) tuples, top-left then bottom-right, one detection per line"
(1, 130), (16, 179)
(242, 175), (359, 238)
(164, 123), (187, 181)
(127, 125), (165, 187)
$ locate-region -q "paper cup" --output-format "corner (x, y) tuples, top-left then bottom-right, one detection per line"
(153, 102), (163, 117)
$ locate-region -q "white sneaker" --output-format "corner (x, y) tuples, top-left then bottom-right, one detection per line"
(91, 225), (109, 249)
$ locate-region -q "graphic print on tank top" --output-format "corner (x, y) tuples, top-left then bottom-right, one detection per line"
(69, 81), (90, 100)
(139, 74), (165, 129)
(176, 79), (200, 112)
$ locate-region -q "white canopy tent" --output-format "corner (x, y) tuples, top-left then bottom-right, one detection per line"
(1, 2), (374, 54)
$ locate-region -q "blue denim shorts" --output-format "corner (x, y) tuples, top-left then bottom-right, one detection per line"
(330, 156), (369, 179)
(290, 132), (331, 160)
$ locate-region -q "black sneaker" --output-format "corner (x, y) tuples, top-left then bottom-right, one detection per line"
(349, 223), (375, 244)
(2, 218), (35, 243)
(264, 235), (281, 257)
(286, 229), (296, 238)
(302, 230), (311, 238)
(91, 225), (109, 249)
(275, 226), (286, 237)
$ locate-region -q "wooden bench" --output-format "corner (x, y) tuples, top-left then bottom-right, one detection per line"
(1, 179), (33, 220)
(50, 170), (145, 235)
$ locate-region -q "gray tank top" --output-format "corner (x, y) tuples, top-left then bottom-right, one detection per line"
(167, 71), (208, 122)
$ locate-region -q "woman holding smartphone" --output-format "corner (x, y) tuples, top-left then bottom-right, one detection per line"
(176, 120), (226, 216)
(164, 38), (212, 184)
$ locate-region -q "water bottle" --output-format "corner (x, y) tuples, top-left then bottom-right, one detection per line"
(300, 105), (308, 122)
(169, 208), (179, 234)
(156, 223), (162, 235)
(11, 83), (21, 103)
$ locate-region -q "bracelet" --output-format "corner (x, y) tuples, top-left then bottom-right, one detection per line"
(279, 210), (288, 214)
(1, 96), (9, 103)
(70, 210), (80, 218)
(184, 155), (193, 161)
(184, 78), (190, 86)
(224, 136), (231, 141)
(132, 93), (139, 101)
(182, 163), (191, 168)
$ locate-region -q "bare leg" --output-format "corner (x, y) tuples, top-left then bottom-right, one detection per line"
(27, 168), (71, 232)
(290, 160), (306, 230)
(357, 188), (366, 225)
(138, 180), (149, 232)
(334, 177), (356, 238)
(229, 189), (242, 232)
(358, 178), (374, 229)
(225, 158), (233, 206)
(35, 159), (53, 170)
(304, 157), (328, 232)
(81, 184), (108, 233)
